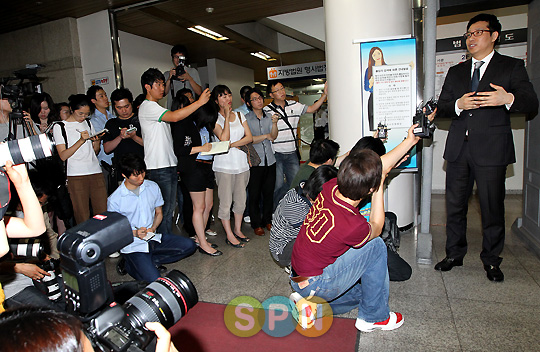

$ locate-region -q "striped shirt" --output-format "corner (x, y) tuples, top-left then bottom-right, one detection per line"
(269, 187), (311, 260)
(263, 100), (307, 153)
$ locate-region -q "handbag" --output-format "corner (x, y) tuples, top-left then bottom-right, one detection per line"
(235, 112), (261, 167)
(238, 143), (261, 167)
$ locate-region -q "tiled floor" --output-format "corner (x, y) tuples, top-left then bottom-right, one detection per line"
(106, 194), (540, 351)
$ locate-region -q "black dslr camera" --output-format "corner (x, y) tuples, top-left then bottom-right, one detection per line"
(58, 212), (198, 352)
(413, 99), (437, 138)
(171, 55), (186, 80)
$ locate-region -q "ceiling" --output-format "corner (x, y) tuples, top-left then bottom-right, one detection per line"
(2, 0), (324, 82)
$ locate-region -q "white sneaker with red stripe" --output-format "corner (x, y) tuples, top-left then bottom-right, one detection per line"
(355, 312), (404, 332)
(289, 292), (317, 329)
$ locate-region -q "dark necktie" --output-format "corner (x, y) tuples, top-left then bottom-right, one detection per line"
(471, 61), (484, 92)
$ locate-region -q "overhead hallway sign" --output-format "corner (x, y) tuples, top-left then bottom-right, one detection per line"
(267, 61), (326, 81)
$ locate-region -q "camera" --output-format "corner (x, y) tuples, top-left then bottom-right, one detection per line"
(58, 212), (198, 352)
(1, 65), (44, 124)
(413, 99), (437, 138)
(9, 237), (46, 260)
(8, 238), (63, 302)
(171, 56), (186, 80)
(0, 134), (55, 166)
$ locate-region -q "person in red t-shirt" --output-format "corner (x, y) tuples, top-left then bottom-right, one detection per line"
(290, 150), (401, 332)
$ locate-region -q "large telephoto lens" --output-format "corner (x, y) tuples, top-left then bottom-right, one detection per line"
(9, 238), (46, 259)
(122, 270), (198, 330)
(0, 134), (54, 167)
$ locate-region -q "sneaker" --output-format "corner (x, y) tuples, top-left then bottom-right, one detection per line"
(109, 251), (120, 258)
(205, 229), (217, 236)
(355, 312), (404, 332)
(289, 292), (317, 329)
(244, 216), (251, 223)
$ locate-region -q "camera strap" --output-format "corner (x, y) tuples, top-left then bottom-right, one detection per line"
(267, 103), (301, 158)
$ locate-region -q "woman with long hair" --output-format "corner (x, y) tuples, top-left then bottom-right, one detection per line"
(172, 97), (221, 256)
(211, 85), (253, 248)
(29, 92), (58, 134)
(364, 47), (386, 131)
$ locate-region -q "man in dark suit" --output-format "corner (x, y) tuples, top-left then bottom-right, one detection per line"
(435, 14), (538, 282)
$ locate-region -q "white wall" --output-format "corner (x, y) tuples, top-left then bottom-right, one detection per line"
(268, 8), (326, 42)
(77, 11), (115, 97)
(206, 58), (254, 108)
(118, 30), (172, 100)
(432, 8), (529, 192)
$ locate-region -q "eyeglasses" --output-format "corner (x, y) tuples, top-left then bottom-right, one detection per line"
(463, 29), (492, 39)
(250, 96), (263, 102)
(271, 86), (285, 94)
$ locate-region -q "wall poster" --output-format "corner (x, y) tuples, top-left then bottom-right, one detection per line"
(359, 37), (417, 168)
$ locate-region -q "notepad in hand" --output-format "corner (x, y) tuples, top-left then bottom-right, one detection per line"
(200, 141), (230, 155)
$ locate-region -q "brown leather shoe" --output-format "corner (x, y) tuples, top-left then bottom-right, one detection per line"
(254, 227), (265, 236)
(266, 224), (272, 231)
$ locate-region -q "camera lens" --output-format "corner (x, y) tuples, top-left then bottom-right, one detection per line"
(0, 134), (55, 167)
(122, 270), (198, 330)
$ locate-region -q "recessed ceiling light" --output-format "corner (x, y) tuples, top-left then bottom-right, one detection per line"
(187, 25), (228, 41)
(250, 52), (276, 61)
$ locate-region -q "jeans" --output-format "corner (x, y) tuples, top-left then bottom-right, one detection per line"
(123, 233), (197, 282)
(5, 286), (65, 312)
(148, 167), (178, 234)
(290, 237), (390, 323)
(274, 152), (299, 209)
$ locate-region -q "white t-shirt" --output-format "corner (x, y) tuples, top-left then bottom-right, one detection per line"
(212, 112), (249, 174)
(138, 100), (177, 170)
(52, 120), (102, 176)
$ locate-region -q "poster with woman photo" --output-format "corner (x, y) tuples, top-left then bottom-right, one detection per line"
(360, 37), (417, 168)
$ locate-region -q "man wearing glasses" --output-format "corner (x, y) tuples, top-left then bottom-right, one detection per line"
(435, 14), (538, 282)
(264, 81), (328, 208)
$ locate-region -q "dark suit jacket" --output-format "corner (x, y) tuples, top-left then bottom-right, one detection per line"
(438, 51), (538, 166)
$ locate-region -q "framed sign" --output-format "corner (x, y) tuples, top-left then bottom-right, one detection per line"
(359, 37), (417, 168)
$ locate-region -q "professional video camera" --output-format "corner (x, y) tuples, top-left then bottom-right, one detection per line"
(58, 212), (198, 352)
(413, 99), (437, 138)
(1, 65), (44, 136)
(171, 55), (186, 80)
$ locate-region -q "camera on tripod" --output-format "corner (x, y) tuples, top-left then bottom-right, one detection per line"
(413, 99), (437, 139)
(171, 56), (186, 80)
(58, 212), (198, 352)
(1, 65), (44, 124)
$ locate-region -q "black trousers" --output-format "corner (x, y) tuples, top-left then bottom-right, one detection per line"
(247, 163), (276, 229)
(445, 141), (507, 266)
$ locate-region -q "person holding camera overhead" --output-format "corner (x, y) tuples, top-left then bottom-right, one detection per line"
(164, 44), (202, 110)
(52, 94), (107, 225)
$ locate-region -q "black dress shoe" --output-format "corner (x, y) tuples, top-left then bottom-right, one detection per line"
(484, 265), (504, 282)
(434, 257), (463, 271)
(198, 247), (223, 256)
